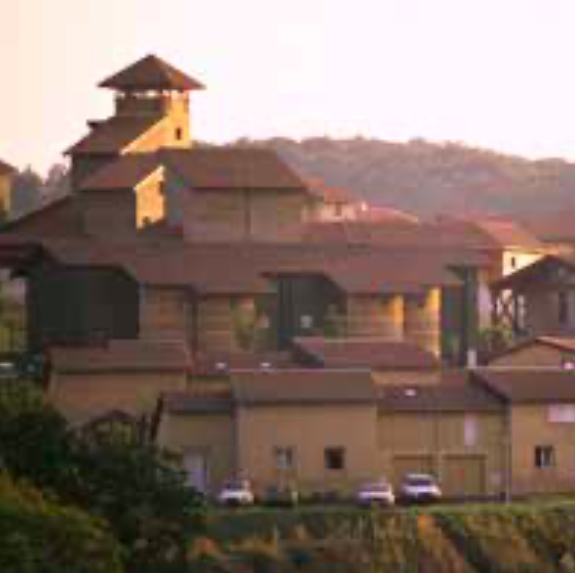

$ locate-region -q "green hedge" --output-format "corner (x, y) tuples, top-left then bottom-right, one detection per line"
(0, 474), (123, 573)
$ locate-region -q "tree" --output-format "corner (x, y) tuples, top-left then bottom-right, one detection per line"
(0, 383), (205, 572)
(10, 167), (43, 216)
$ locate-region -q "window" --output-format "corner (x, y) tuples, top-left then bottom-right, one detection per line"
(534, 446), (555, 469)
(334, 204), (343, 218)
(274, 447), (295, 471)
(175, 127), (183, 141)
(559, 292), (570, 326)
(324, 447), (346, 471)
(510, 257), (517, 269)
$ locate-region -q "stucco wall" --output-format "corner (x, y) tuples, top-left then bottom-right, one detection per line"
(157, 412), (235, 493)
(377, 411), (505, 496)
(236, 404), (379, 495)
(49, 371), (187, 424)
(140, 286), (190, 342)
(404, 288), (441, 356)
(510, 404), (575, 494)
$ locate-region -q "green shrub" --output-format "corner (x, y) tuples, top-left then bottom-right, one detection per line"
(0, 473), (123, 572)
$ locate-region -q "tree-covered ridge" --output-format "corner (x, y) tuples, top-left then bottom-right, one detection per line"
(236, 137), (575, 219)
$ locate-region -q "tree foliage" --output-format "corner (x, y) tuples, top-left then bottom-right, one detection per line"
(0, 383), (205, 572)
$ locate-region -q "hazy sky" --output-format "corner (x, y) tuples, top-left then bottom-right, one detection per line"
(3, 0), (575, 172)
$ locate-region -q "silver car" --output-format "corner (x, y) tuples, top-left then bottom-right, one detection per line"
(356, 480), (395, 506)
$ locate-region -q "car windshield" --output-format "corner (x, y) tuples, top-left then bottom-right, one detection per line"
(363, 482), (390, 492)
(406, 475), (435, 487)
(225, 481), (249, 491)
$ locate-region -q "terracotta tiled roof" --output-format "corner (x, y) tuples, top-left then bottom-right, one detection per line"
(66, 116), (162, 156)
(356, 206), (419, 224)
(50, 339), (192, 374)
(80, 154), (161, 191)
(0, 159), (16, 176)
(194, 351), (295, 377)
(490, 336), (575, 363)
(378, 383), (503, 413)
(99, 54), (205, 92)
(232, 370), (376, 406)
(472, 217), (544, 250)
(474, 369), (575, 403)
(162, 389), (234, 414)
(491, 254), (575, 291)
(519, 211), (575, 242)
(163, 148), (307, 190)
(0, 196), (85, 238)
(293, 337), (440, 371)
(33, 242), (459, 295)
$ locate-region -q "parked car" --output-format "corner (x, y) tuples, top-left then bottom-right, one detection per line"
(217, 480), (255, 506)
(400, 473), (442, 503)
(264, 485), (300, 507)
(356, 480), (395, 507)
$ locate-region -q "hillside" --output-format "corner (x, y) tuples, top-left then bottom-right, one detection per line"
(236, 137), (575, 219)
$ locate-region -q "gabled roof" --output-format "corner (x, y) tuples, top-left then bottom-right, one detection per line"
(472, 217), (543, 251)
(0, 196), (84, 238)
(232, 369), (376, 406)
(163, 148), (307, 191)
(50, 339), (192, 374)
(378, 383), (503, 413)
(80, 154), (162, 191)
(66, 116), (163, 156)
(473, 369), (575, 403)
(0, 159), (16, 176)
(99, 54), (205, 92)
(293, 337), (440, 371)
(490, 336), (575, 363)
(491, 254), (575, 291)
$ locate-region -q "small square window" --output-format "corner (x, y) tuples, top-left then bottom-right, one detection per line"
(274, 447), (295, 471)
(534, 445), (555, 469)
(324, 447), (346, 471)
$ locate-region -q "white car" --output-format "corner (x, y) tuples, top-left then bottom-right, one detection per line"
(400, 473), (442, 503)
(217, 480), (255, 506)
(356, 481), (395, 506)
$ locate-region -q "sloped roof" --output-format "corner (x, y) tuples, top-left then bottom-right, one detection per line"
(80, 154), (162, 191)
(50, 339), (192, 374)
(471, 217), (543, 250)
(490, 336), (575, 363)
(232, 369), (376, 406)
(99, 54), (205, 92)
(0, 196), (84, 238)
(194, 351), (295, 377)
(356, 206), (419, 224)
(162, 389), (234, 414)
(66, 116), (162, 156)
(293, 337), (440, 371)
(491, 254), (575, 291)
(163, 148), (306, 190)
(474, 369), (575, 403)
(0, 159), (16, 176)
(378, 383), (503, 413)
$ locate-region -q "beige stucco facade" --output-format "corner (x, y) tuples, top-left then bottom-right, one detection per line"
(235, 404), (378, 496)
(509, 404), (575, 495)
(49, 370), (187, 424)
(378, 411), (505, 497)
(157, 412), (235, 494)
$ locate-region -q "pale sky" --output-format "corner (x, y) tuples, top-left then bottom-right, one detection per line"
(3, 0), (575, 173)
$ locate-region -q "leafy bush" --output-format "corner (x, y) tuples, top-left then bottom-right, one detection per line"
(0, 473), (123, 572)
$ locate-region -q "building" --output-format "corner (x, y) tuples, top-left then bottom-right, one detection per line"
(489, 336), (575, 368)
(0, 54), (476, 423)
(491, 254), (575, 338)
(0, 159), (16, 220)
